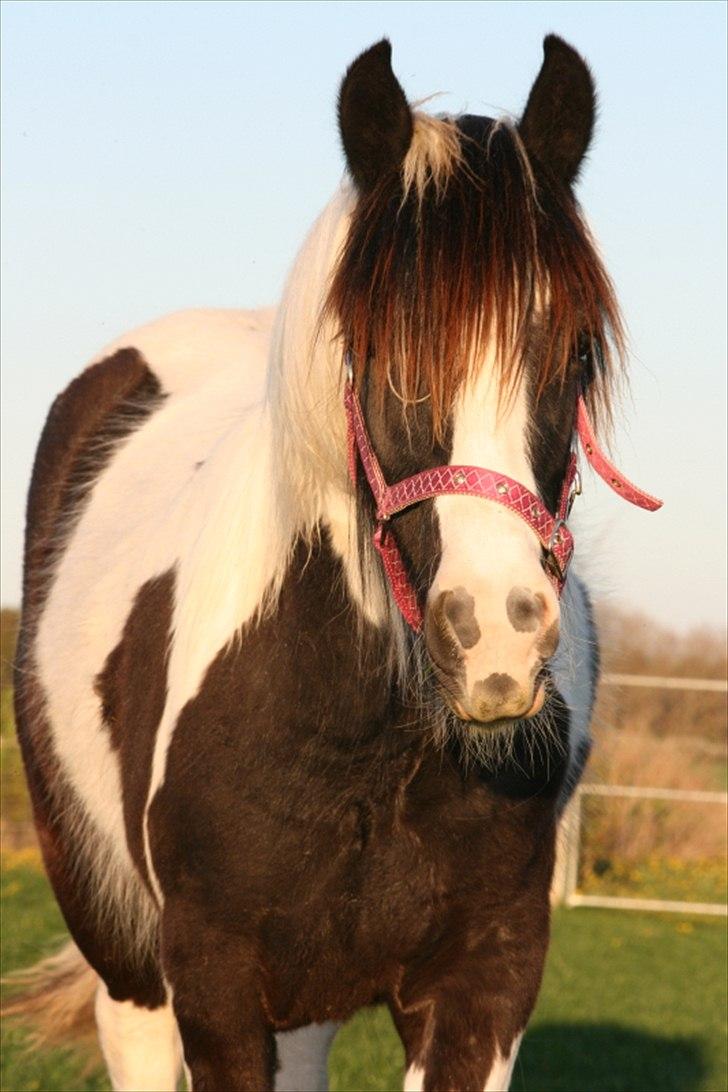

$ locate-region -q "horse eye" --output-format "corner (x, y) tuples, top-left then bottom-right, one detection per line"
(577, 336), (597, 388)
(577, 335), (591, 364)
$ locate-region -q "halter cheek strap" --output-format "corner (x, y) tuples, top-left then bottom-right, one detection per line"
(344, 373), (662, 633)
(576, 400), (663, 511)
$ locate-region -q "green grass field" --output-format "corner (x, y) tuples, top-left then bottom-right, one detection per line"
(2, 851), (726, 1092)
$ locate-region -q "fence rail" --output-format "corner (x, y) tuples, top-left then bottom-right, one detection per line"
(578, 783), (726, 805)
(557, 670), (727, 916)
(557, 782), (728, 917)
(601, 673), (727, 692)
(567, 893), (727, 916)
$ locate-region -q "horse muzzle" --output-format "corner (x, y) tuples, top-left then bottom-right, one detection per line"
(424, 586), (558, 727)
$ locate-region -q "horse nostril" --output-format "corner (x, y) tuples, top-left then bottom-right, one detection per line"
(442, 586), (481, 649)
(424, 590), (468, 675)
(506, 586), (546, 633)
(537, 619), (560, 660)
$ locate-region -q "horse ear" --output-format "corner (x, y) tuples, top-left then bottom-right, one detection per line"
(338, 39), (413, 191)
(519, 35), (596, 185)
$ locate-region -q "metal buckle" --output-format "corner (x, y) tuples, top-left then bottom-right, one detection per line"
(566, 468), (582, 516)
(542, 518), (566, 582)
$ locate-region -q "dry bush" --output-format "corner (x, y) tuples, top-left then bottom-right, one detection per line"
(582, 729), (727, 865)
(597, 603), (727, 678)
(574, 604), (726, 875)
(593, 603), (727, 742)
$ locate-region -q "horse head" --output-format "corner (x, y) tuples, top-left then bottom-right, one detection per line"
(326, 38), (623, 728)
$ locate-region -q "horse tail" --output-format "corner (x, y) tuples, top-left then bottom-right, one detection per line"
(1, 939), (98, 1049)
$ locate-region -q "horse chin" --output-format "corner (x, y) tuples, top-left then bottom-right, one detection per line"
(467, 716), (519, 737)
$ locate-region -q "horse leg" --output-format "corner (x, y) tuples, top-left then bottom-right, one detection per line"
(399, 994), (525, 1092)
(481, 1033), (522, 1092)
(395, 909), (548, 1092)
(392, 1006), (519, 1092)
(274, 1022), (339, 1091)
(95, 980), (182, 1091)
(399, 1034), (521, 1092)
(388, 1004), (432, 1091)
(161, 904), (275, 1091)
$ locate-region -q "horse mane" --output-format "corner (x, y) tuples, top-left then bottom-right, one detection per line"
(325, 110), (624, 441)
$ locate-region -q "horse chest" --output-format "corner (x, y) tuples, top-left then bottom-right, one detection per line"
(152, 719), (558, 1026)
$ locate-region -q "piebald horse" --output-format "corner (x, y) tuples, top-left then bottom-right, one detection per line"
(11, 36), (660, 1092)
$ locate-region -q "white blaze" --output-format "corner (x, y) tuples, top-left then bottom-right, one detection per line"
(432, 359), (558, 707)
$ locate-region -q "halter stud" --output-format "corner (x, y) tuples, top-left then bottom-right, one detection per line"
(547, 518), (566, 551)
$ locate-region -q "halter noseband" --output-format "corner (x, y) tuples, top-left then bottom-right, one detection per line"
(343, 352), (662, 632)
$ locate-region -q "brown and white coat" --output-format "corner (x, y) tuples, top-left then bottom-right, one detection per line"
(13, 36), (625, 1092)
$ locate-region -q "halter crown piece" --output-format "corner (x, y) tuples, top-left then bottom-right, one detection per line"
(343, 351), (663, 632)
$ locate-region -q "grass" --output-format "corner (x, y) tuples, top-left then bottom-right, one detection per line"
(1, 851), (726, 1092)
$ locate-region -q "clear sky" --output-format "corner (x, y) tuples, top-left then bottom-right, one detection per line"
(2, 1), (726, 634)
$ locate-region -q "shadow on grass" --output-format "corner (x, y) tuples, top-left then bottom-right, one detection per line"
(515, 1021), (708, 1092)
(0, 1013), (714, 1092)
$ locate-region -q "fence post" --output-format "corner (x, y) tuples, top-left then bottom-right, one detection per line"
(560, 790), (583, 906)
(552, 807), (568, 905)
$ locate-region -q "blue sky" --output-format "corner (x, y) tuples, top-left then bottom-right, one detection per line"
(2, 1), (726, 633)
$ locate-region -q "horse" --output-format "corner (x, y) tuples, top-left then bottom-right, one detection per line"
(9, 35), (661, 1092)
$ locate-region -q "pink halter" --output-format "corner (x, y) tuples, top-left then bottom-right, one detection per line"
(344, 355), (662, 632)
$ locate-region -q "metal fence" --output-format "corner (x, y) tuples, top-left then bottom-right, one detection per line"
(554, 673), (728, 917)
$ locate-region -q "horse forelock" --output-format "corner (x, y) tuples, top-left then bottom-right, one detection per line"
(325, 108), (624, 442)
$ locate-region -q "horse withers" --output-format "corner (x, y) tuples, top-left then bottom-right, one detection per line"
(9, 36), (659, 1092)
